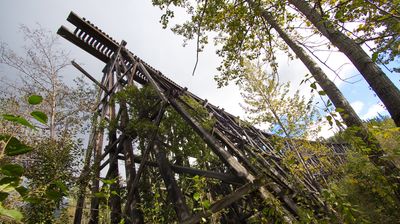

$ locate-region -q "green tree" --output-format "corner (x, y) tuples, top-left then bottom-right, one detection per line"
(151, 0), (400, 201)
(239, 61), (319, 139)
(287, 0), (400, 127)
(0, 25), (95, 139)
(0, 25), (95, 223)
(151, 0), (377, 161)
(326, 0), (400, 66)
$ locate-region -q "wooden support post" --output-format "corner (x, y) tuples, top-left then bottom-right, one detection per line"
(89, 49), (120, 224)
(120, 99), (143, 224)
(154, 141), (191, 222)
(88, 122), (105, 224)
(124, 103), (167, 217)
(73, 122), (96, 224)
(107, 61), (122, 224)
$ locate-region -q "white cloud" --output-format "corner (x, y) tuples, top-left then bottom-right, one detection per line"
(362, 103), (386, 120)
(350, 101), (364, 115)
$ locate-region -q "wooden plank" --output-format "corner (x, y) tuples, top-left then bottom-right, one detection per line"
(67, 12), (118, 54)
(182, 179), (265, 224)
(129, 156), (243, 185)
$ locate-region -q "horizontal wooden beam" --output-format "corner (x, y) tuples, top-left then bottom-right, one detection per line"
(121, 155), (243, 185)
(57, 25), (110, 63)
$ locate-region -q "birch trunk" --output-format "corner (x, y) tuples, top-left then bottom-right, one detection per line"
(287, 0), (400, 127)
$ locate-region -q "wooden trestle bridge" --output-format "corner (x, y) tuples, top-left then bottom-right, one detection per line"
(57, 12), (346, 224)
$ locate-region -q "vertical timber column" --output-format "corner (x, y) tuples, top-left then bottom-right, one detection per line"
(89, 88), (107, 224)
(74, 121), (99, 224)
(121, 104), (143, 224)
(74, 73), (107, 224)
(119, 61), (144, 224)
(89, 48), (120, 223)
(107, 61), (122, 223)
(154, 142), (191, 222)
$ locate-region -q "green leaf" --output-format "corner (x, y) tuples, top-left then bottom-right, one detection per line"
(15, 186), (28, 197)
(45, 182), (67, 201)
(1, 164), (24, 177)
(28, 95), (43, 105)
(24, 196), (41, 204)
(45, 188), (64, 201)
(371, 52), (378, 62)
(54, 180), (68, 193)
(2, 114), (34, 129)
(310, 82), (317, 90)
(101, 179), (115, 185)
(193, 192), (201, 201)
(335, 107), (345, 113)
(4, 137), (32, 156)
(326, 115), (333, 126)
(0, 203), (23, 221)
(0, 192), (9, 202)
(0, 177), (19, 186)
(30, 111), (48, 124)
(94, 192), (107, 198)
(202, 200), (211, 209)
(318, 90), (326, 96)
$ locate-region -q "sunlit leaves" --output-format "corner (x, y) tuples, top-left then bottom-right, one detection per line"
(0, 203), (23, 221)
(328, 0), (399, 65)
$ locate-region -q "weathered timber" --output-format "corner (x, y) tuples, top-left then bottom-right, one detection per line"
(182, 179), (265, 224)
(59, 12), (351, 223)
(128, 155), (243, 185)
(154, 141), (191, 221)
(72, 60), (109, 93)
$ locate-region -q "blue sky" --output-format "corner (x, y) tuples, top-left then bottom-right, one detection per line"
(0, 0), (399, 138)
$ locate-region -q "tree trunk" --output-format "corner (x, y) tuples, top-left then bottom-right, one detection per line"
(247, 0), (363, 130)
(247, 0), (400, 200)
(287, 0), (400, 127)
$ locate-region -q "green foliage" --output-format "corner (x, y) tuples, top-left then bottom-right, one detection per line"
(1, 136), (32, 156)
(23, 138), (80, 224)
(326, 151), (399, 223)
(238, 61), (319, 139)
(116, 84), (218, 166)
(325, 116), (400, 223)
(325, 0), (400, 65)
(27, 95), (43, 105)
(115, 84), (223, 222)
(152, 0), (296, 85)
(0, 94), (47, 223)
(30, 111), (48, 124)
(1, 25), (95, 223)
(2, 114), (34, 129)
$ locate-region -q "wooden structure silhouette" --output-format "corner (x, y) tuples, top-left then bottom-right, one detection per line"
(58, 12), (346, 223)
